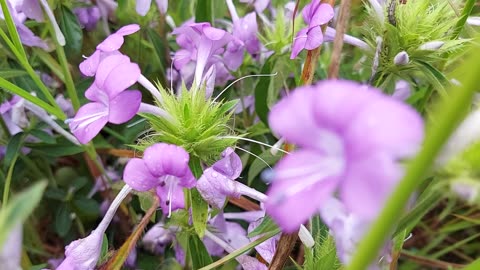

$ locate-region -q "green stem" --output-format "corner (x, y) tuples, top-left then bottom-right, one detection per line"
(49, 25), (80, 110)
(0, 76), (64, 119)
(199, 228), (281, 270)
(345, 43), (480, 270)
(452, 0), (475, 39)
(2, 153), (19, 208)
(0, 0), (27, 58)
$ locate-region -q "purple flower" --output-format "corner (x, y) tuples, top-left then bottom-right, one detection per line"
(0, 225), (22, 269)
(203, 212), (250, 256)
(197, 147), (267, 208)
(240, 0), (270, 13)
(0, 96), (28, 135)
(123, 143), (196, 216)
(74, 6), (101, 31)
(142, 222), (175, 254)
(68, 54), (142, 144)
(57, 186), (132, 270)
(172, 22), (232, 86)
(319, 197), (392, 269)
(135, 0), (168, 16)
(392, 80), (411, 101)
(79, 24), (140, 77)
(248, 218), (279, 263)
(290, 1), (334, 59)
(55, 94), (75, 118)
(264, 80), (424, 232)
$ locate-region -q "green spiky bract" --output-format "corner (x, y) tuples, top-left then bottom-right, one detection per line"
(362, 0), (470, 92)
(138, 83), (238, 165)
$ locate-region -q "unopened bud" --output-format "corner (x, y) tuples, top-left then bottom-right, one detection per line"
(419, 41), (444, 51)
(394, 51), (409, 66)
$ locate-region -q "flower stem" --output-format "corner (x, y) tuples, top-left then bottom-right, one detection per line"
(345, 41), (480, 270)
(138, 75), (163, 103)
(327, 0), (352, 79)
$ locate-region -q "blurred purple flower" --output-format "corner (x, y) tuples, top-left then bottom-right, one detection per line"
(240, 0), (270, 13)
(197, 147), (267, 208)
(319, 197), (392, 269)
(172, 22), (232, 86)
(392, 80), (411, 101)
(74, 6), (101, 31)
(248, 218), (279, 263)
(264, 80), (424, 232)
(136, 0), (168, 16)
(142, 222), (175, 254)
(123, 143), (196, 216)
(203, 212), (250, 256)
(79, 24), (140, 76)
(55, 94), (75, 118)
(68, 54), (142, 144)
(0, 225), (22, 269)
(290, 1), (334, 59)
(0, 96), (28, 135)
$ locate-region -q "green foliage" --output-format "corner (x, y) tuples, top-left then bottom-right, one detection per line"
(303, 216), (341, 270)
(140, 84), (237, 164)
(363, 0), (470, 91)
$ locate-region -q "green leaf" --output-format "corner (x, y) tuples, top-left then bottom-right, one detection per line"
(191, 188), (209, 238)
(254, 58), (275, 126)
(146, 28), (168, 85)
(0, 181), (47, 247)
(29, 129), (56, 144)
(195, 0), (214, 24)
(58, 5), (83, 56)
(139, 192), (156, 222)
(99, 234), (109, 264)
(26, 137), (84, 157)
(188, 234), (213, 269)
(0, 69), (28, 79)
(3, 132), (24, 167)
(247, 150), (283, 185)
(72, 198), (100, 218)
(55, 204), (72, 237)
(247, 216), (279, 238)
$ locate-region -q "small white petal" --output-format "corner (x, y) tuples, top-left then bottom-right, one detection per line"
(298, 225), (315, 248)
(467, 17), (480, 26)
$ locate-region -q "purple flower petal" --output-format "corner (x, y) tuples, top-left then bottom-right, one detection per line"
(197, 168), (240, 208)
(69, 102), (109, 144)
(143, 143), (192, 179)
(265, 150), (341, 232)
(309, 3), (334, 26)
(22, 0), (44, 21)
(79, 50), (101, 77)
(103, 61), (141, 98)
(136, 0), (152, 16)
(290, 28), (308, 59)
(341, 153), (402, 220)
(156, 183), (185, 215)
(212, 147), (242, 179)
(108, 90), (141, 124)
(124, 158), (160, 191)
(115, 24), (141, 36)
(96, 34), (124, 52)
(305, 26), (324, 50)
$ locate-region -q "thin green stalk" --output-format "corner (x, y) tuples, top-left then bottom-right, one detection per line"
(2, 153), (19, 208)
(199, 228), (281, 270)
(452, 0), (475, 39)
(0, 76), (64, 119)
(48, 24), (80, 110)
(345, 43), (480, 270)
(34, 49), (66, 82)
(0, 0), (27, 58)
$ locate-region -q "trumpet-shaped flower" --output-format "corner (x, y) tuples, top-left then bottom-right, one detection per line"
(290, 1), (334, 59)
(79, 24), (140, 76)
(264, 80), (424, 232)
(123, 143), (196, 216)
(68, 54), (142, 144)
(172, 22), (232, 86)
(197, 147), (267, 208)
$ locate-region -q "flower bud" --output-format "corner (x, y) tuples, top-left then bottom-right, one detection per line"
(394, 51), (409, 66)
(418, 41), (444, 51)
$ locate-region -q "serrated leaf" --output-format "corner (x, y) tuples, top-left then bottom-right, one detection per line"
(248, 150), (283, 185)
(248, 216), (278, 238)
(188, 234), (213, 269)
(29, 129), (56, 144)
(58, 5), (83, 56)
(255, 58), (275, 126)
(0, 181), (47, 247)
(55, 204), (72, 237)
